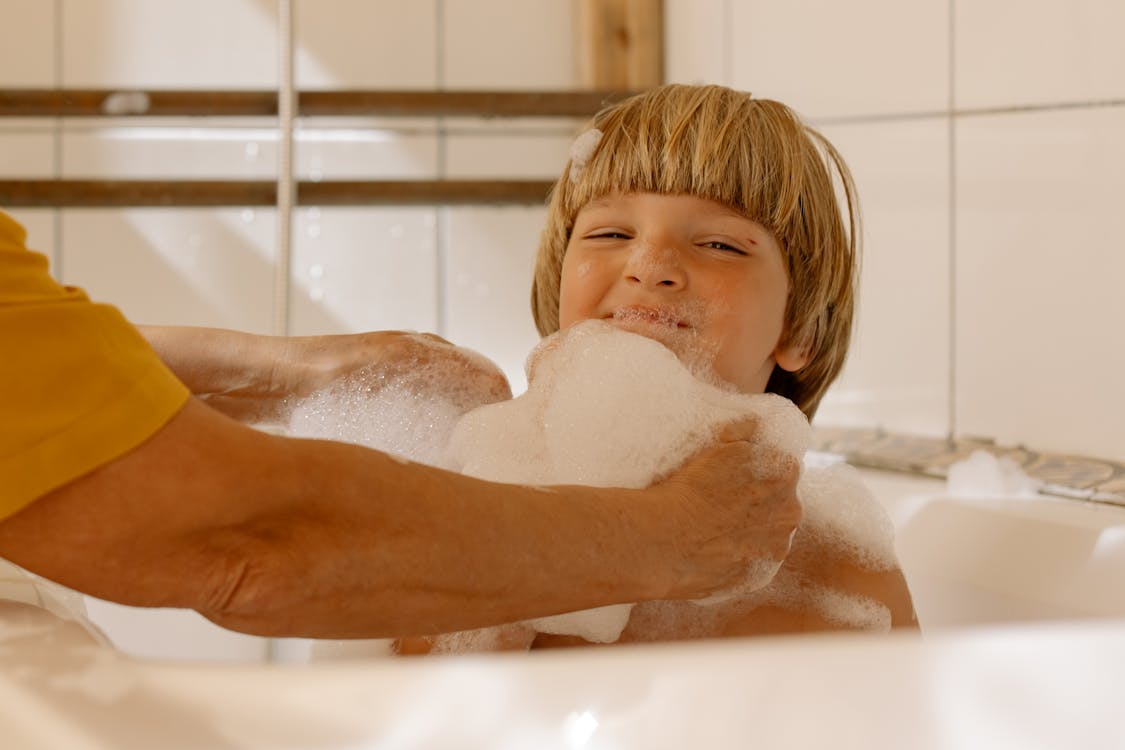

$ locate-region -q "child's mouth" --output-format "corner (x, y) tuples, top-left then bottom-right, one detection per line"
(608, 305), (691, 330)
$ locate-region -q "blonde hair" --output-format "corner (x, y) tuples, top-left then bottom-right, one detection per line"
(530, 84), (859, 420)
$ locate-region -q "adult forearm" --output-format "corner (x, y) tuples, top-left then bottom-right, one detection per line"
(202, 436), (679, 638)
(0, 400), (672, 638)
(138, 326), (297, 423)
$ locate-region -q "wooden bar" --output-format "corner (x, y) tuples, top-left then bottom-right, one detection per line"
(0, 179), (555, 207)
(577, 0), (664, 89)
(0, 89), (635, 118)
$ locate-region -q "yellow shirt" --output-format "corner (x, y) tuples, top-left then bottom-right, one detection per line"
(0, 211), (189, 519)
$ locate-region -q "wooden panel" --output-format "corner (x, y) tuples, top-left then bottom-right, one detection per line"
(0, 179), (554, 207)
(0, 89), (637, 118)
(577, 0), (664, 89)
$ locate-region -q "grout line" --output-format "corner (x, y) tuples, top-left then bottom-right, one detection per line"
(812, 97), (1125, 128)
(274, 0), (295, 337)
(434, 0), (448, 338)
(947, 0), (958, 443)
(722, 0), (733, 86)
(52, 0), (64, 278)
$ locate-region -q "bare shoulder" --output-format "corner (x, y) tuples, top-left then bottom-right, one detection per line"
(610, 523), (918, 644)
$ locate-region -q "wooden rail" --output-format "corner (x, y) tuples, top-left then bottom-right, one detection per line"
(0, 89), (627, 206)
(0, 179), (555, 207)
(0, 89), (635, 118)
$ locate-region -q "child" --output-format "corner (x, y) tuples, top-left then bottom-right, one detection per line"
(396, 83), (917, 654)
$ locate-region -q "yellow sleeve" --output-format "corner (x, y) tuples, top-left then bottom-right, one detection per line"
(0, 211), (190, 519)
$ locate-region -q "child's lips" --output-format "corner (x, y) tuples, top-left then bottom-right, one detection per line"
(608, 305), (692, 330)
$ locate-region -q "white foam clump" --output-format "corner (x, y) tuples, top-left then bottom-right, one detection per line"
(946, 450), (1043, 498)
(798, 462), (899, 572)
(450, 320), (809, 488)
(286, 334), (508, 468)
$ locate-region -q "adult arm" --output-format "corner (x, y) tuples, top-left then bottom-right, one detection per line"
(138, 326), (511, 425)
(0, 400), (800, 639)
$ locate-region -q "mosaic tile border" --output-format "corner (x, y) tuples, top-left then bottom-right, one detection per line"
(809, 427), (1125, 507)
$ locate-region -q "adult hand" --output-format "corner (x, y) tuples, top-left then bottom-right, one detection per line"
(140, 327), (512, 425)
(649, 415), (802, 601)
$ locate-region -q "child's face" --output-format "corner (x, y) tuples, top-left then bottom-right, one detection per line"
(558, 192), (809, 393)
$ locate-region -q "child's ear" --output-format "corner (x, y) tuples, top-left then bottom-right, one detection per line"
(774, 339), (811, 373)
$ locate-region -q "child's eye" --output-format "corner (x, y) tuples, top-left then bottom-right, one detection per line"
(703, 240), (747, 255)
(589, 231), (631, 240)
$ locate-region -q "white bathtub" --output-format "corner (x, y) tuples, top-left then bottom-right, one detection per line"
(859, 468), (1125, 628)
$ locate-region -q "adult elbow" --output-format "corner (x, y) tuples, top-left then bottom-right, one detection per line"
(191, 531), (302, 638)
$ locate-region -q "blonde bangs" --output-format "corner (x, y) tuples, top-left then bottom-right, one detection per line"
(563, 87), (805, 237)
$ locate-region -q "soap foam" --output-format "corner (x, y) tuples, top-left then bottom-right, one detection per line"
(798, 463), (899, 571)
(285, 321), (900, 649)
(286, 340), (509, 468)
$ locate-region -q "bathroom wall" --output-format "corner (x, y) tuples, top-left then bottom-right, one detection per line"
(665, 0), (1125, 463)
(2, 0), (1122, 457)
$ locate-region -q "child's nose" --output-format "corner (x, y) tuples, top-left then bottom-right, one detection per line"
(624, 243), (685, 289)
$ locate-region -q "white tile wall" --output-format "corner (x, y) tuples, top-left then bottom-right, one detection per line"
(0, 124), (57, 177)
(62, 0), (277, 88)
(665, 0), (727, 85)
(295, 119), (439, 180)
(295, 0), (437, 89)
(61, 209), (276, 333)
(61, 119), (277, 179)
(442, 206), (545, 394)
(955, 107), (1125, 462)
(0, 0), (56, 87)
(442, 0), (577, 90)
(816, 119), (951, 436)
(956, 0), (1125, 109)
(728, 0), (949, 119)
(445, 122), (574, 178)
(291, 207), (439, 336)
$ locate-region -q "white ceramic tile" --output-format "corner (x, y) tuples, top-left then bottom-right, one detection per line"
(61, 120), (277, 178)
(665, 0), (728, 85)
(295, 119), (439, 180)
(955, 108), (1125, 462)
(295, 0), (437, 89)
(0, 128), (56, 177)
(443, 0), (577, 90)
(815, 119), (951, 437)
(445, 129), (573, 179)
(62, 0), (277, 88)
(60, 209), (276, 333)
(730, 0), (948, 119)
(290, 207), (439, 336)
(956, 0), (1125, 109)
(0, 0), (55, 86)
(442, 206), (545, 394)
